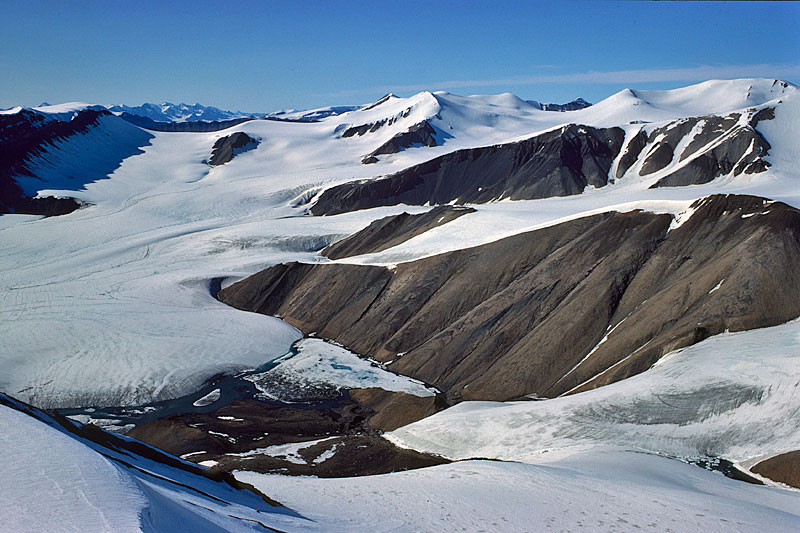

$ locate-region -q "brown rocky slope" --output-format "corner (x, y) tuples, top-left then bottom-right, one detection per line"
(220, 194), (800, 403)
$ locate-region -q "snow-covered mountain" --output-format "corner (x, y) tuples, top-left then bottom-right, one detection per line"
(107, 101), (364, 124)
(107, 102), (263, 123)
(2, 77), (800, 530)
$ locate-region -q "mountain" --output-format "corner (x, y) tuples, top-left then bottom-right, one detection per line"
(527, 96), (592, 111)
(267, 104), (363, 121)
(221, 194), (800, 402)
(109, 101), (362, 125)
(107, 102), (263, 123)
(0, 104), (153, 215)
(2, 78), (800, 529)
(0, 392), (315, 531)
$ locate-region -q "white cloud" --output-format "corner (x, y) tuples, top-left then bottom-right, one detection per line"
(328, 64), (800, 98)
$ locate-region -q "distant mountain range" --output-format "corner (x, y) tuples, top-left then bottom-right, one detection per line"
(106, 97), (592, 124)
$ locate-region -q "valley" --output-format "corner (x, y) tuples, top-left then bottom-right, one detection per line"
(2, 78), (800, 531)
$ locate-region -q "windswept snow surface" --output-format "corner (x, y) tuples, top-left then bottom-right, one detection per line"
(0, 403), (146, 531)
(1, 78), (799, 409)
(237, 448), (800, 532)
(387, 319), (800, 464)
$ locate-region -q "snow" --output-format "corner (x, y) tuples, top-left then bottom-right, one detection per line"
(245, 338), (437, 401)
(218, 415), (245, 422)
(1, 78), (798, 411)
(387, 319), (800, 464)
(3, 77), (800, 531)
(0, 395), (307, 532)
(0, 402), (146, 532)
(236, 448), (800, 532)
(228, 437), (336, 464)
(709, 279), (725, 294)
(312, 443), (341, 464)
(192, 388), (221, 407)
(668, 203), (699, 231)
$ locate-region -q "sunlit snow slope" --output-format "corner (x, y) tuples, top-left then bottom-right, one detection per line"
(237, 448), (800, 532)
(0, 394), (311, 532)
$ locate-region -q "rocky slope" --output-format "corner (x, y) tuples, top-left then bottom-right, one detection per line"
(222, 194), (800, 402)
(310, 102), (777, 215)
(322, 205), (475, 259)
(751, 451), (800, 489)
(313, 124), (626, 215)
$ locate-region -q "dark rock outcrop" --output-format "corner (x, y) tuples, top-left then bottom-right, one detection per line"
(349, 387), (447, 432)
(364, 121), (438, 161)
(651, 125), (771, 187)
(342, 116), (397, 138)
(526, 98), (593, 112)
(361, 93), (394, 112)
(541, 98), (592, 112)
(621, 112), (772, 188)
(215, 434), (449, 478)
(322, 205), (475, 259)
(221, 195), (800, 403)
(751, 450), (800, 488)
(209, 132), (259, 166)
(312, 124), (626, 215)
(616, 129), (647, 179)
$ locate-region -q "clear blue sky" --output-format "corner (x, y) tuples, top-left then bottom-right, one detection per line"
(2, 0), (798, 112)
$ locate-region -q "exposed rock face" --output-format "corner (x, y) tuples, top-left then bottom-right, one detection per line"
(541, 98), (592, 112)
(312, 124), (625, 215)
(349, 387), (447, 432)
(364, 121), (438, 161)
(221, 195), (800, 403)
(341, 109), (412, 137)
(644, 114), (772, 187)
(209, 132), (259, 166)
(525, 98), (593, 112)
(751, 450), (800, 489)
(361, 93), (394, 111)
(322, 206), (475, 260)
(213, 434), (449, 478)
(651, 125), (770, 187)
(616, 129), (647, 179)
(0, 108), (152, 215)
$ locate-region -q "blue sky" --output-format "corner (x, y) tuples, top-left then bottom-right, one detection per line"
(2, 0), (798, 111)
